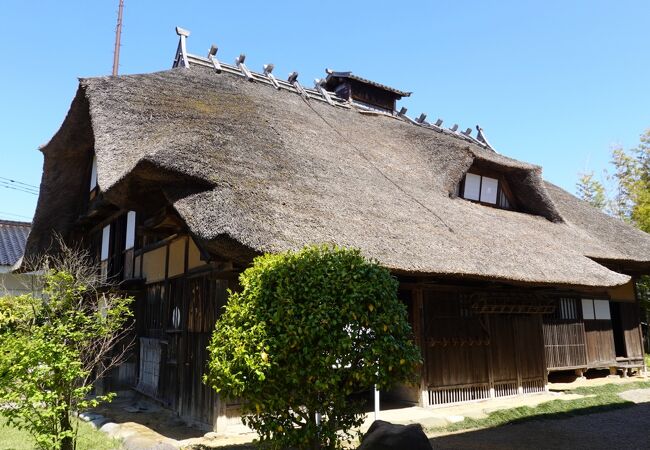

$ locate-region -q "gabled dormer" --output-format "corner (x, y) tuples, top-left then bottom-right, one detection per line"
(455, 159), (564, 222)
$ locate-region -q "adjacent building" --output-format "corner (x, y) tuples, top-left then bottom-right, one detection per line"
(0, 220), (34, 297)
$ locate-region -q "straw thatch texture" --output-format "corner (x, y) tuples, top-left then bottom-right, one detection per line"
(26, 65), (650, 288)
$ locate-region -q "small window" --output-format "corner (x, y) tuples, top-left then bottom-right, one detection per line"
(463, 173), (481, 201)
(125, 211), (136, 250)
(461, 172), (510, 208)
(480, 177), (498, 204)
(581, 299), (611, 320)
(101, 225), (110, 261)
(90, 155), (98, 191)
(594, 300), (611, 320)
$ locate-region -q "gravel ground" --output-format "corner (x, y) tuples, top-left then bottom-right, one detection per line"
(431, 401), (650, 450)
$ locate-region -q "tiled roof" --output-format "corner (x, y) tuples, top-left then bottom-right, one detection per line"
(0, 220), (30, 266)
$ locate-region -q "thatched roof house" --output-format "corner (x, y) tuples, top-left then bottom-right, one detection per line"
(24, 29), (650, 424)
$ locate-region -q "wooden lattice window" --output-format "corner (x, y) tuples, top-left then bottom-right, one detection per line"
(554, 298), (578, 320)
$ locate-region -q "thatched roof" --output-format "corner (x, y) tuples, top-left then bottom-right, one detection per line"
(26, 61), (650, 288)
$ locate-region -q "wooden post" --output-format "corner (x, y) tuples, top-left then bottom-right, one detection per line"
(485, 315), (495, 398)
(413, 288), (426, 406)
(631, 277), (648, 365)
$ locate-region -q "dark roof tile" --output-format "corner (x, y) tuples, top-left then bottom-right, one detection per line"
(0, 220), (30, 266)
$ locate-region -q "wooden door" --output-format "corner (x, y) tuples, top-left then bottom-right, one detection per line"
(489, 315), (546, 395)
(177, 276), (229, 426)
(422, 291), (490, 389)
(620, 303), (643, 359)
(513, 316), (546, 382)
(584, 320), (616, 365)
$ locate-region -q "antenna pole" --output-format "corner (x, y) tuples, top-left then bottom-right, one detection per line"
(112, 0), (124, 76)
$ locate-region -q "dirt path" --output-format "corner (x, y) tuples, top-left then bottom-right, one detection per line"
(430, 402), (650, 450)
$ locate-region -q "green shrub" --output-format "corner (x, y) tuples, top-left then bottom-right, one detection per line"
(205, 245), (421, 449)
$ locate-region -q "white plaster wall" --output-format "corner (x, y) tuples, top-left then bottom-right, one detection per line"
(0, 266), (39, 297)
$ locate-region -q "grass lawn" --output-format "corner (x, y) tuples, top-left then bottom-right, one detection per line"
(0, 416), (121, 450)
(429, 380), (650, 434)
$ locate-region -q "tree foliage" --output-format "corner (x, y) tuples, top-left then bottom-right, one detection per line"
(576, 171), (607, 210)
(0, 247), (133, 450)
(578, 130), (650, 230)
(577, 129), (650, 328)
(205, 245), (421, 449)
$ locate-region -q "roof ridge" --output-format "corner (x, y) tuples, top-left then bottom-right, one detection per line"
(171, 26), (496, 152)
(0, 219), (31, 227)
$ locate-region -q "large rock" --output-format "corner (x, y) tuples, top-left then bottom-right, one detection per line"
(358, 420), (432, 450)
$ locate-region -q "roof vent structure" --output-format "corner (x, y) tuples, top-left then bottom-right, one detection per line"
(322, 69), (411, 113)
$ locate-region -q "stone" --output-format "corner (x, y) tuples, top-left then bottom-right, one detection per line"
(417, 416), (448, 429)
(445, 415), (465, 423)
(122, 436), (179, 450)
(99, 422), (121, 436)
(78, 412), (97, 422)
(357, 420), (432, 450)
(90, 416), (110, 429)
(203, 431), (219, 440)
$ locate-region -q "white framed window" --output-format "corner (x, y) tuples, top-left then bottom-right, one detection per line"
(463, 173), (481, 201)
(90, 155), (98, 191)
(101, 224), (110, 261)
(462, 173), (500, 205)
(125, 211), (136, 250)
(594, 300), (611, 320)
(480, 176), (498, 204)
(581, 299), (611, 320)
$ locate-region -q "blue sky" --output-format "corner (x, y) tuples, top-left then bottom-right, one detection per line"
(1, 0), (649, 221)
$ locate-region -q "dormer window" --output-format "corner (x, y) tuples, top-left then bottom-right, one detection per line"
(459, 171), (514, 210)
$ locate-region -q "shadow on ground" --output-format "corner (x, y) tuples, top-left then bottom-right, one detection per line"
(91, 394), (207, 441)
(430, 402), (650, 450)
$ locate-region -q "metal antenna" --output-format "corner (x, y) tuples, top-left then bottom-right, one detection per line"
(112, 0), (125, 76)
